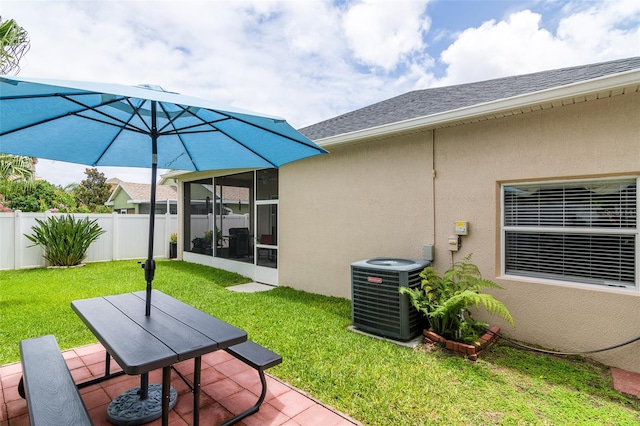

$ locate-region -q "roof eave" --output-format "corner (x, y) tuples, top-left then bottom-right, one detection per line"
(127, 199), (177, 203)
(315, 69), (640, 148)
(105, 183), (128, 204)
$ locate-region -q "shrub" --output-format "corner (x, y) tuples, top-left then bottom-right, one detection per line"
(25, 215), (106, 266)
(400, 255), (515, 344)
(0, 194), (11, 212)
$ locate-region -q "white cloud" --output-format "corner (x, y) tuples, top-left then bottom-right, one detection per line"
(555, 1), (640, 58)
(2, 0), (639, 185)
(342, 0), (431, 71)
(436, 2), (640, 86)
(4, 0), (416, 184)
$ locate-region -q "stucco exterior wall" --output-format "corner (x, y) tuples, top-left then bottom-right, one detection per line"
(280, 131), (435, 298)
(279, 92), (640, 372)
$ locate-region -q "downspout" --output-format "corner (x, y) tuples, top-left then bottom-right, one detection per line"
(431, 129), (436, 247)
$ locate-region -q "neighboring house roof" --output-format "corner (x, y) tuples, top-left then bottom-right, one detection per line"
(218, 186), (249, 204)
(106, 181), (178, 205)
(106, 177), (122, 186)
(198, 184), (250, 204)
(300, 57), (640, 146)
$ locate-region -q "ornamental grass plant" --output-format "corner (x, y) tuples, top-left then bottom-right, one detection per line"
(1, 260), (638, 425)
(24, 214), (105, 266)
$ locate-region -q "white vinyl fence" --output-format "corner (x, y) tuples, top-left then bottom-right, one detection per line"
(0, 211), (178, 270)
(189, 214), (251, 247)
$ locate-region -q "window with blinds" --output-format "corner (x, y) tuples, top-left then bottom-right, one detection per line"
(502, 178), (637, 289)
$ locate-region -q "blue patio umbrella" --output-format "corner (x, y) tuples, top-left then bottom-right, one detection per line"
(0, 75), (326, 422)
(0, 76), (326, 311)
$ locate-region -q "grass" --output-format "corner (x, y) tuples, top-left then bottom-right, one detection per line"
(1, 260), (639, 425)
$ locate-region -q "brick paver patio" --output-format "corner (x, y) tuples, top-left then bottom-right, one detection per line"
(0, 342), (360, 426)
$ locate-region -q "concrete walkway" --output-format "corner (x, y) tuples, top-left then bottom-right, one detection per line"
(227, 282), (276, 293)
(0, 342), (360, 426)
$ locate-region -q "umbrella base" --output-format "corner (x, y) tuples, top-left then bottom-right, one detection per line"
(107, 383), (177, 425)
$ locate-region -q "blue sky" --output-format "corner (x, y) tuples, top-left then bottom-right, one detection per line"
(2, 0), (639, 185)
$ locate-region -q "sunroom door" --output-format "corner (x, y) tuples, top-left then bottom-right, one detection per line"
(254, 170), (278, 285)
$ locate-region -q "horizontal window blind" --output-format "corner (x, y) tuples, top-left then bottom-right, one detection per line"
(504, 180), (636, 228)
(503, 178), (637, 288)
(505, 232), (635, 287)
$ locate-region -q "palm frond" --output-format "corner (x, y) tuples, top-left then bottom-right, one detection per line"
(0, 17), (30, 75)
(0, 154), (36, 181)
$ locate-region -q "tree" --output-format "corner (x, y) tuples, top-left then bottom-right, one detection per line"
(0, 16), (30, 75)
(1, 178), (78, 213)
(4, 180), (57, 212)
(0, 154), (36, 182)
(74, 168), (112, 212)
(0, 17), (36, 188)
(51, 187), (77, 212)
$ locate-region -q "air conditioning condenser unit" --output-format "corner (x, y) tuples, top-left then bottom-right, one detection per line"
(351, 258), (430, 341)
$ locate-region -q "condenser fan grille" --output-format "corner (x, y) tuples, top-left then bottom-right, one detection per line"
(351, 258), (429, 340)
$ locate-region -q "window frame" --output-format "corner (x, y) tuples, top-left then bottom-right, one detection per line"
(501, 176), (639, 291)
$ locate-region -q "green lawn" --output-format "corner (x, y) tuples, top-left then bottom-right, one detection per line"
(1, 260), (639, 425)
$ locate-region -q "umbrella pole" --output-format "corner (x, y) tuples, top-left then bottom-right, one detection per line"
(144, 156), (157, 317)
(139, 101), (159, 402)
(144, 101), (159, 317)
(111, 144), (169, 422)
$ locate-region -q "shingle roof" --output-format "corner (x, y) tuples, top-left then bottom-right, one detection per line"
(299, 57), (640, 141)
(117, 182), (177, 202)
(218, 186), (249, 202)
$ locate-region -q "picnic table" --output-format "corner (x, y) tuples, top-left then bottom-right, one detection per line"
(72, 290), (247, 426)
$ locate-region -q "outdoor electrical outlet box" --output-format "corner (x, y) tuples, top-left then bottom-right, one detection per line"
(423, 244), (434, 261)
(448, 235), (460, 252)
(455, 221), (469, 236)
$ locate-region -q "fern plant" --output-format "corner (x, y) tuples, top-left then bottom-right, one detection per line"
(400, 255), (514, 344)
(25, 215), (105, 267)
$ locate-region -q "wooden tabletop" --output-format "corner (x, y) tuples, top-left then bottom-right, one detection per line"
(72, 290), (247, 375)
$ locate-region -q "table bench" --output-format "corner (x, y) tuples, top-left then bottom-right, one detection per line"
(19, 335), (93, 426)
(220, 340), (282, 426)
